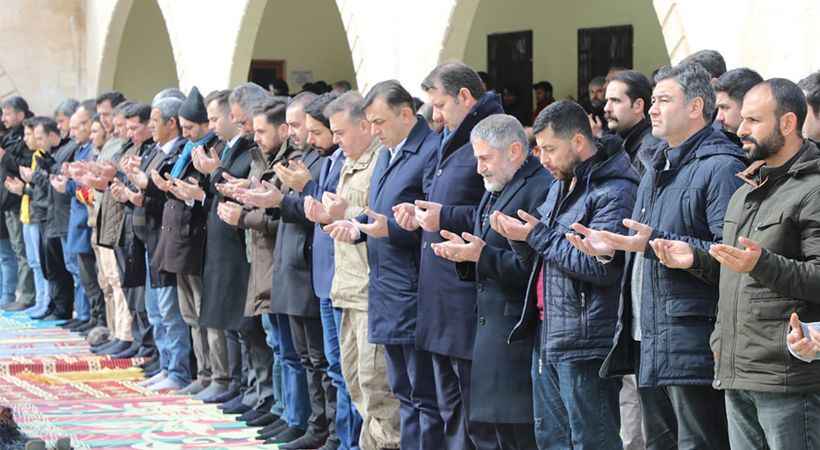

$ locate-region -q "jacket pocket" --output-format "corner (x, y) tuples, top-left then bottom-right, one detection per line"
(665, 299), (716, 319)
(755, 212), (783, 232)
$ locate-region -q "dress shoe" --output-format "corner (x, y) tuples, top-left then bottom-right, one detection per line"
(236, 407), (266, 423)
(206, 386), (240, 404)
(91, 338), (120, 353)
(60, 318), (80, 328)
(101, 340), (132, 356)
(138, 358), (156, 370)
(148, 377), (184, 391)
(222, 402), (251, 415)
(75, 319), (97, 331)
(41, 313), (64, 321)
(68, 319), (90, 331)
(2, 301), (32, 311)
(317, 438), (341, 450)
(136, 346), (156, 358)
(217, 393), (245, 410)
(264, 427), (306, 445)
(247, 411), (279, 427)
(279, 431), (329, 449)
(144, 367), (162, 378)
(193, 382), (228, 401)
(257, 419), (288, 439)
(110, 343), (140, 359)
(176, 379), (210, 396)
(138, 370), (167, 387)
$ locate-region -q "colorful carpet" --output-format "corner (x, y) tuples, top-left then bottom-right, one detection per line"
(0, 312), (274, 449)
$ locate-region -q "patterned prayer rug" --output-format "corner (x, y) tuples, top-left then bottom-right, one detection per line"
(0, 312), (275, 448)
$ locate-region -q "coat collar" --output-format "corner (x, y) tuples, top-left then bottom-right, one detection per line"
(478, 155), (542, 238)
(342, 138), (381, 173)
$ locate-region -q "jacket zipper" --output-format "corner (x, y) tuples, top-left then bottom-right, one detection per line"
(539, 178), (580, 374)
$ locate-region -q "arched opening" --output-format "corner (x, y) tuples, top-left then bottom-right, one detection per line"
(110, 0), (178, 102)
(448, 0), (670, 125)
(236, 0), (356, 95)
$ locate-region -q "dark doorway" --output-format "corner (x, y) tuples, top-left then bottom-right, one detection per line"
(488, 30), (533, 125)
(248, 59), (286, 92)
(577, 25), (633, 101)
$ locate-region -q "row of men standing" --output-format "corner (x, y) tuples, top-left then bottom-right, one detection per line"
(3, 53), (820, 450)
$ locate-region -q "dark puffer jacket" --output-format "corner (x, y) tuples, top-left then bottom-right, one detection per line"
(509, 137), (640, 367)
(602, 125), (746, 387)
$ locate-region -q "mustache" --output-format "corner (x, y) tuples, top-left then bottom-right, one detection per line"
(740, 136), (759, 145)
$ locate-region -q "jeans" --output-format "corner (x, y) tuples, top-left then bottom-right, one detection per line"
(6, 211), (33, 305)
(145, 252), (190, 385)
(0, 238), (17, 305)
(143, 263), (164, 367)
(268, 313), (310, 429)
(532, 339), (622, 450)
(262, 313), (285, 417)
(321, 298), (361, 449)
(60, 236), (87, 321)
(725, 389), (820, 450)
(22, 223), (49, 316)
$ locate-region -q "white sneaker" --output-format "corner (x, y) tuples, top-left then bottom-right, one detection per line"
(148, 377), (184, 392)
(137, 370), (167, 387)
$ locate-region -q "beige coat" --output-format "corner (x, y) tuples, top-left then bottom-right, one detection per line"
(330, 138), (381, 311)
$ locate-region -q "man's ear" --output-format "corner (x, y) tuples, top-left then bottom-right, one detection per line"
(779, 111), (799, 138)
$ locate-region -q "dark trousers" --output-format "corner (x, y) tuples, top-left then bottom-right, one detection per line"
(725, 389), (820, 450)
(470, 422), (537, 450)
(226, 329), (243, 391)
(289, 315), (334, 436)
(42, 236), (73, 319)
(431, 352), (475, 450)
(385, 344), (444, 450)
(77, 251), (105, 324)
(127, 286), (154, 355)
(639, 384), (728, 450)
(239, 315), (274, 410)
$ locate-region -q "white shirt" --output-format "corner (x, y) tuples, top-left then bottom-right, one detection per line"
(160, 137), (179, 155)
(389, 137), (408, 164)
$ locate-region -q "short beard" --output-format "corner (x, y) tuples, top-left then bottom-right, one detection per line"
(743, 128), (784, 162)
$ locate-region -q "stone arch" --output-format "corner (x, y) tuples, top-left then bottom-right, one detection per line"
(228, 0), (356, 94)
(94, 0), (179, 101)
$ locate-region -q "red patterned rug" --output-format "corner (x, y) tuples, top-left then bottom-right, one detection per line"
(0, 312), (273, 449)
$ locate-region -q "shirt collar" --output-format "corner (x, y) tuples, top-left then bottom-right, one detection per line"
(227, 135), (241, 148)
(160, 136), (179, 155)
(390, 137), (408, 157)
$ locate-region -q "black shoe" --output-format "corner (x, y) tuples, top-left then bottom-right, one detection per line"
(258, 419), (288, 437)
(222, 401), (251, 415)
(317, 438), (341, 450)
(236, 407), (266, 423)
(247, 412), (279, 427)
(77, 320), (98, 336)
(110, 343), (139, 359)
(279, 431), (329, 449)
(68, 319), (90, 331)
(91, 339), (120, 354)
(211, 389), (242, 406)
(142, 360), (160, 374)
(101, 340), (132, 356)
(264, 427), (305, 445)
(41, 313), (63, 321)
(60, 318), (80, 328)
(136, 346), (156, 358)
(144, 367), (162, 378)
